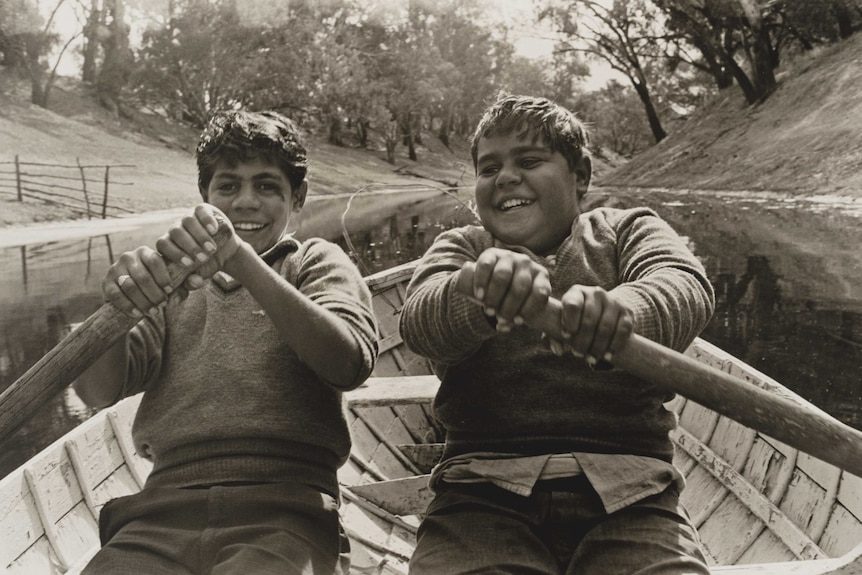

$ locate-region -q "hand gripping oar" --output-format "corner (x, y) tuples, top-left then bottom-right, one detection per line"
(456, 262), (862, 478)
(0, 218), (234, 445)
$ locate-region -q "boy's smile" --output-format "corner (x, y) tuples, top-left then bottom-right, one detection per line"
(474, 131), (590, 256)
(205, 157), (306, 254)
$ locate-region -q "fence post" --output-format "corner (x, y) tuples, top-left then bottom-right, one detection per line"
(77, 157), (92, 219)
(14, 155), (22, 201)
(102, 166), (110, 219)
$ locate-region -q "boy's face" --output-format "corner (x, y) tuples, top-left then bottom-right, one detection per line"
(204, 156), (307, 254)
(474, 131), (590, 256)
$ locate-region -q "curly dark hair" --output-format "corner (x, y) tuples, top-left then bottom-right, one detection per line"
(470, 93), (589, 172)
(196, 110), (308, 197)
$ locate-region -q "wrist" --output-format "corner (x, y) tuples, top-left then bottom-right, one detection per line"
(221, 240), (256, 278)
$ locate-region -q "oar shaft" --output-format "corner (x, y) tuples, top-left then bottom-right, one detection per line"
(0, 221), (232, 445)
(455, 264), (862, 478)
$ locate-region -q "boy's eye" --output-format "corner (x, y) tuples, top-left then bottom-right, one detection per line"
(216, 182), (239, 193)
(520, 157), (542, 169)
(478, 165), (499, 176)
(257, 182), (283, 196)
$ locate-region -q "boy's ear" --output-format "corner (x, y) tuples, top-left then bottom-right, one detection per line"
(574, 156), (592, 199)
(292, 181), (308, 212)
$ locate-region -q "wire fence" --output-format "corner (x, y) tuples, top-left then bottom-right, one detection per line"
(0, 156), (136, 219)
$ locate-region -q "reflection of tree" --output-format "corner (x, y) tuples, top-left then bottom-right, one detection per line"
(340, 205), (476, 275)
(712, 255), (782, 348)
(705, 254), (862, 429)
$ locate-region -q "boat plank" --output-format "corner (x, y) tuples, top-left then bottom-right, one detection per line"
(349, 475), (433, 517)
(779, 470), (838, 546)
(818, 504), (862, 558)
(0, 480), (44, 568)
(741, 437), (797, 503)
(681, 465), (732, 528)
(674, 426), (824, 560)
(736, 527), (802, 565)
(677, 400), (721, 445)
(346, 375), (439, 408)
(838, 474), (862, 521)
(698, 501), (765, 564)
(391, 404), (437, 445)
(4, 537), (58, 575)
(707, 417), (757, 473)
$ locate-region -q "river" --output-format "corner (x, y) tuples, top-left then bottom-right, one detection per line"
(1, 186), (860, 478)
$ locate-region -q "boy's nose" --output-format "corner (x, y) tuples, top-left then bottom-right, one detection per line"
(233, 185), (261, 208)
(496, 165), (521, 187)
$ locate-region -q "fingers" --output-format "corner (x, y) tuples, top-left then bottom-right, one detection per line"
(558, 286), (634, 364)
(470, 248), (550, 332)
(154, 204), (237, 280)
(102, 205), (232, 319)
(157, 211), (218, 269)
(103, 247), (171, 318)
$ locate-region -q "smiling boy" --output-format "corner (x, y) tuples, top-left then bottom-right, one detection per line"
(399, 94), (715, 574)
(74, 110), (378, 575)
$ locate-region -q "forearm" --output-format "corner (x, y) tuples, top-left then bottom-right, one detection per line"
(612, 270), (715, 350)
(614, 211), (716, 350)
(400, 260), (496, 364)
(72, 337), (128, 408)
(225, 243), (370, 389)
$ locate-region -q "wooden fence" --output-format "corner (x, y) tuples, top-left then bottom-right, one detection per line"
(0, 156), (136, 219)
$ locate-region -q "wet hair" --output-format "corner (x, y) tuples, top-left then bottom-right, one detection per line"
(196, 110), (308, 196)
(470, 93), (589, 172)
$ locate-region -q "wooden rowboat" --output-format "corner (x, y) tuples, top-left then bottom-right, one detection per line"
(2, 260), (862, 575)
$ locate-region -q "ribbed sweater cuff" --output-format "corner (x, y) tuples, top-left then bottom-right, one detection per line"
(145, 439), (340, 497)
(446, 274), (497, 342)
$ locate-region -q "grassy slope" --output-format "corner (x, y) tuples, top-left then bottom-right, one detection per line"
(602, 34), (862, 196)
(1, 31), (861, 230)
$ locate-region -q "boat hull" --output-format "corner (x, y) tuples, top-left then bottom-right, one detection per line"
(2, 262), (861, 574)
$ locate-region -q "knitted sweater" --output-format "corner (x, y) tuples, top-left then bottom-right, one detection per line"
(121, 236), (378, 495)
(399, 207), (715, 462)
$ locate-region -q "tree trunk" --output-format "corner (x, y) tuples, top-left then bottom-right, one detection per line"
(833, 1), (854, 38)
(97, 0), (130, 116)
(631, 78), (666, 143)
(737, 0), (776, 102)
(82, 0), (102, 83)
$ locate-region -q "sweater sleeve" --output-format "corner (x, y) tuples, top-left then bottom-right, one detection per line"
(295, 239), (379, 390)
(606, 209), (715, 351)
(121, 311), (165, 399)
(399, 227), (498, 364)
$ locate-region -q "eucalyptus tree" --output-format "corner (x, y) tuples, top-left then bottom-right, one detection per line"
(540, 0), (674, 142)
(0, 0), (82, 107)
(130, 0), (316, 128)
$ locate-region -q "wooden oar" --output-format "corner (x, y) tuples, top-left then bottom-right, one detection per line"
(456, 263), (862, 478)
(0, 220), (233, 445)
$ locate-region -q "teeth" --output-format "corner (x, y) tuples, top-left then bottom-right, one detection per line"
(234, 222), (265, 231)
(499, 198), (533, 211)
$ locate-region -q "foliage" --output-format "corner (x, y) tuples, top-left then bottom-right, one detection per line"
(8, 0), (860, 161)
(0, 0), (83, 107)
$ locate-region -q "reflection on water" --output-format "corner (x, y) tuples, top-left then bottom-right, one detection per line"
(1, 187), (860, 478)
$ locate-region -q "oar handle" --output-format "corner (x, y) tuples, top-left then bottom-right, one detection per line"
(0, 217), (234, 445)
(456, 263), (862, 478)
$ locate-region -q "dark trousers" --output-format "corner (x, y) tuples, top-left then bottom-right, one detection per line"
(409, 476), (709, 575)
(82, 482), (349, 575)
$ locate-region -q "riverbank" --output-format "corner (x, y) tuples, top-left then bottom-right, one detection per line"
(4, 30), (862, 232)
